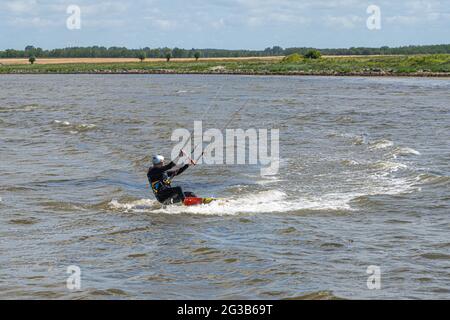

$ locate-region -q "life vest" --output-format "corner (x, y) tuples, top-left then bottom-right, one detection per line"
(151, 173), (172, 194)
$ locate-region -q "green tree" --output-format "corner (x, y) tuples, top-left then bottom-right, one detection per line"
(172, 47), (184, 58)
(194, 51), (200, 61)
(304, 49), (322, 59)
(165, 52), (172, 62)
(25, 45), (36, 56)
(2, 44), (450, 59)
(137, 51), (146, 62)
(29, 56), (36, 65)
(281, 53), (302, 63)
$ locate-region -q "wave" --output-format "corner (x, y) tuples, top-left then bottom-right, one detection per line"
(108, 190), (358, 216)
(53, 120), (71, 126)
(346, 168), (418, 207)
(22, 105), (40, 112)
(392, 147), (421, 157)
(108, 161), (422, 216)
(341, 159), (360, 166)
(335, 116), (354, 124)
(0, 104), (41, 113)
(326, 132), (369, 146)
(415, 173), (450, 187)
(256, 176), (284, 185)
(369, 161), (408, 172)
(52, 120), (97, 133)
(9, 218), (39, 225)
(419, 253), (450, 260)
(175, 90), (197, 94)
(369, 139), (394, 150)
(352, 134), (368, 145)
(342, 158), (409, 175)
(284, 291), (343, 300)
(109, 198), (162, 212)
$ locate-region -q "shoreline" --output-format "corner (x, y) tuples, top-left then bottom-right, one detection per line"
(1, 54), (449, 77)
(2, 70), (450, 77)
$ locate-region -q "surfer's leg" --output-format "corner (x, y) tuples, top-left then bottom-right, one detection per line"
(168, 187), (185, 203)
(156, 191), (171, 204)
(157, 189), (177, 204)
(174, 187), (186, 202)
(184, 191), (197, 198)
(157, 187), (186, 204)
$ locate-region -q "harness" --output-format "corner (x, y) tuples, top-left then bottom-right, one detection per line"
(151, 177), (172, 194)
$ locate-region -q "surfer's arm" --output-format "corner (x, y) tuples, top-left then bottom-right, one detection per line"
(162, 151), (184, 171)
(175, 164), (189, 176)
(168, 164), (189, 178)
(161, 161), (176, 171)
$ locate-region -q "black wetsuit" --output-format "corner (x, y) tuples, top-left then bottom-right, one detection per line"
(147, 162), (194, 204)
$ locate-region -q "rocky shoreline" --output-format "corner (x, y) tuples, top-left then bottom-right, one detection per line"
(3, 69), (450, 77)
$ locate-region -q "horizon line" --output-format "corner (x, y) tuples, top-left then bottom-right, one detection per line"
(2, 43), (450, 52)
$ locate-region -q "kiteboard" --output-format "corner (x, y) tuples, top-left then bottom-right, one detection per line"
(183, 197), (217, 206)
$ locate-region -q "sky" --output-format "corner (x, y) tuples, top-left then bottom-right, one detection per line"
(1, 0), (449, 50)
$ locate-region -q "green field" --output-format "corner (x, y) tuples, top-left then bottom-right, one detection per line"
(1, 54), (450, 76)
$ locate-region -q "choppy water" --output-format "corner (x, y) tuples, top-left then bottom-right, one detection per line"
(0, 74), (449, 300)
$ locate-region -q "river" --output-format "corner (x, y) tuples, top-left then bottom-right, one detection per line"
(0, 74), (449, 299)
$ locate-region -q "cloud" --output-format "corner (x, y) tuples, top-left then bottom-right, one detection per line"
(149, 18), (178, 30)
(324, 15), (363, 28)
(247, 12), (310, 27)
(211, 18), (226, 29)
(7, 16), (58, 27)
(1, 0), (450, 49)
(384, 0), (450, 26)
(385, 15), (419, 26)
(4, 0), (37, 13)
(81, 2), (129, 16)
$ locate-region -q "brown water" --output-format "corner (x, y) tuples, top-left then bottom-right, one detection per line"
(0, 74), (449, 299)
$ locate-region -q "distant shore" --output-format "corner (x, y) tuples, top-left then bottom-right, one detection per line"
(5, 70), (448, 78)
(0, 56), (284, 65)
(1, 55), (449, 77)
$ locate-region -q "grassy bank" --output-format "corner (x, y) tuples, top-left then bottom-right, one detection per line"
(1, 54), (450, 76)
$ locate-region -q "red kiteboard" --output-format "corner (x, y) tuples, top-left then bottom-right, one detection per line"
(183, 197), (216, 206)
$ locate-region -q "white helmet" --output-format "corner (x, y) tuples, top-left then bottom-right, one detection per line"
(152, 155), (165, 165)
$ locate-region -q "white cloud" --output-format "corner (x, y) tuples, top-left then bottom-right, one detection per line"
(386, 15), (419, 26)
(1, 0), (450, 49)
(82, 2), (129, 16)
(4, 0), (37, 13)
(247, 13), (310, 27)
(385, 0), (450, 26)
(324, 15), (363, 28)
(7, 16), (58, 27)
(151, 18), (178, 30)
(211, 18), (226, 29)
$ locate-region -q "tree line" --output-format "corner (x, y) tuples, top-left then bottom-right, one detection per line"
(1, 44), (450, 59)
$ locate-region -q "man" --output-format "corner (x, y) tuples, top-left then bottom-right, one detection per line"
(147, 151), (196, 204)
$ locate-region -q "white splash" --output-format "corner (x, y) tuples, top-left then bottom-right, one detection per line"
(53, 120), (71, 126)
(370, 161), (408, 173)
(369, 139), (394, 150)
(393, 147), (421, 157)
(108, 190), (358, 216)
(109, 198), (161, 211)
(256, 176), (284, 185)
(53, 120), (96, 133)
